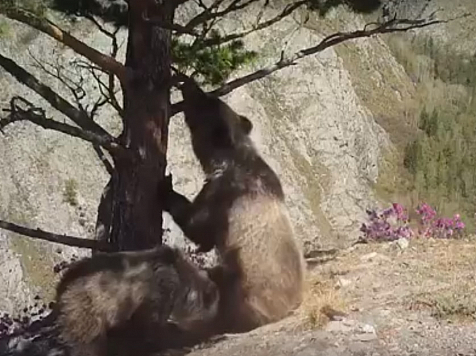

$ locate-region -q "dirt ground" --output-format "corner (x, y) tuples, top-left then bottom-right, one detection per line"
(180, 238), (476, 356)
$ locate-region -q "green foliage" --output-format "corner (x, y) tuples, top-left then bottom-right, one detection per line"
(383, 33), (476, 230)
(48, 0), (383, 27)
(0, 0), (14, 12)
(392, 35), (476, 89)
(0, 19), (11, 37)
(413, 36), (476, 87)
(307, 0), (382, 16)
(63, 179), (78, 207)
(50, 0), (128, 26)
(0, 0), (49, 16)
(417, 108), (440, 137)
(429, 292), (476, 322)
(20, 0), (49, 16)
(403, 140), (419, 176)
(39, 0), (383, 86)
(403, 105), (476, 227)
(172, 32), (258, 86)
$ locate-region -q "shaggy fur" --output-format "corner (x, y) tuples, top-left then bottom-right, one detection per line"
(55, 245), (219, 356)
(162, 78), (305, 336)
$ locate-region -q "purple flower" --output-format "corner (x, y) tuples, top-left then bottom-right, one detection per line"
(362, 202), (465, 242)
(382, 208), (394, 218)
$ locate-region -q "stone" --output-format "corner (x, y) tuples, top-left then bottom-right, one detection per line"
(390, 238), (410, 252)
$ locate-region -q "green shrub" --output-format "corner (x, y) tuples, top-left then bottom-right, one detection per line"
(385, 33), (476, 231)
(63, 178), (78, 207)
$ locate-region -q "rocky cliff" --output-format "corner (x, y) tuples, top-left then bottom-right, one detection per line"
(0, 1), (472, 314)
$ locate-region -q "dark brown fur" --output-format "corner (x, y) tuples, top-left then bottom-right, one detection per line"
(161, 78), (305, 336)
(55, 245), (219, 356)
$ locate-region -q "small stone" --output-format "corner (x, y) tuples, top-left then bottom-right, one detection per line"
(390, 237), (409, 251)
(360, 252), (378, 261)
(321, 305), (348, 321)
(359, 323), (376, 334)
(325, 320), (354, 333)
(359, 252), (391, 262)
(355, 333), (378, 342)
(337, 277), (351, 288)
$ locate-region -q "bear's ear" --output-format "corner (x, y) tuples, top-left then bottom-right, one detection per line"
(238, 115), (253, 134)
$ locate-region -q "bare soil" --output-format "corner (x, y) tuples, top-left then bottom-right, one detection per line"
(180, 238), (476, 356)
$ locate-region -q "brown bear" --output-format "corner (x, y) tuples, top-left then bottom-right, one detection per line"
(161, 77), (305, 336)
(55, 244), (219, 356)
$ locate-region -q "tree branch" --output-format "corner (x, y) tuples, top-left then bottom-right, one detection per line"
(1, 97), (126, 157)
(200, 1), (307, 47)
(26, 52), (116, 174)
(82, 15), (124, 118)
(171, 15), (462, 116)
(184, 0), (260, 31)
(143, 12), (200, 36)
(1, 53), (115, 174)
(212, 17), (453, 96)
(73, 59), (124, 117)
(0, 52), (111, 137)
(84, 13), (119, 41)
(93, 146), (115, 175)
(175, 0), (194, 7)
(0, 6), (127, 84)
(0, 219), (114, 252)
(27, 49), (88, 110)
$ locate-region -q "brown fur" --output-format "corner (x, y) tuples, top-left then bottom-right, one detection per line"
(161, 78), (305, 336)
(55, 245), (219, 356)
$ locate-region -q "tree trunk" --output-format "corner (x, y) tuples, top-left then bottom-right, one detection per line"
(107, 0), (175, 251)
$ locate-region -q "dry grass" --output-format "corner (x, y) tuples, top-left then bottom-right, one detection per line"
(297, 272), (347, 329)
(409, 238), (476, 278)
(426, 287), (476, 322)
(250, 238), (476, 341)
(321, 238), (476, 323)
(406, 239), (476, 322)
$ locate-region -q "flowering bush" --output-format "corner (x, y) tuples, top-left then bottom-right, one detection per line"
(416, 203), (465, 239)
(360, 202), (466, 242)
(360, 203), (414, 242)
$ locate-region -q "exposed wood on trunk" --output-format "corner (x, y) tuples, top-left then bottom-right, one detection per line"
(108, 0), (176, 251)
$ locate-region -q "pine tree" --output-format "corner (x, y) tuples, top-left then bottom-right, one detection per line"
(0, 0), (443, 252)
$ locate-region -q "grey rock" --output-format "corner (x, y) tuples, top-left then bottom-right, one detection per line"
(325, 319), (377, 338)
(0, 4), (474, 352)
(0, 3), (392, 305)
(389, 238), (409, 252)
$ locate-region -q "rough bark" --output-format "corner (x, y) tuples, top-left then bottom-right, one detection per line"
(108, 0), (175, 251)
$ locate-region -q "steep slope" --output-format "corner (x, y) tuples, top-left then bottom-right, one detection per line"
(0, 1), (471, 313)
(166, 2), (395, 252)
(387, 0), (476, 54)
